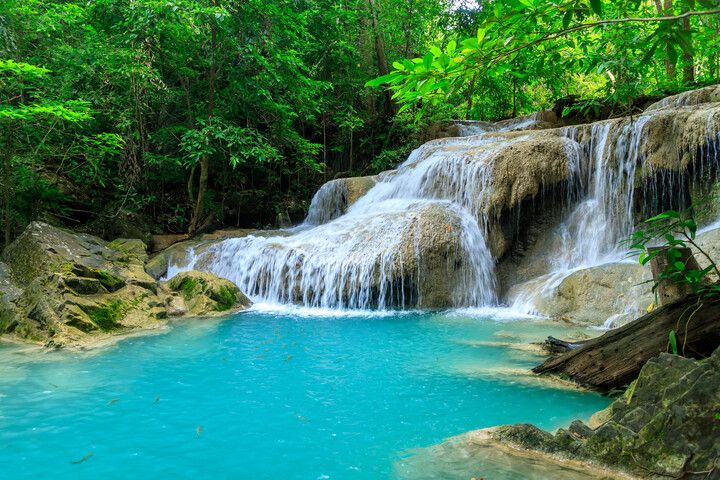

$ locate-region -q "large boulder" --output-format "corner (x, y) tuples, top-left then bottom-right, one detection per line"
(165, 271), (251, 316)
(1, 222), (167, 347)
(508, 263), (654, 328)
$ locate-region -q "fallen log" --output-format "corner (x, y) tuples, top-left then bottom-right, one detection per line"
(542, 336), (588, 354)
(533, 294), (720, 392)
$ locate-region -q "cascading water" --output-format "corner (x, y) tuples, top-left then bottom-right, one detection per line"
(166, 93), (720, 315)
(557, 116), (651, 269)
(511, 115), (653, 314)
(304, 179), (347, 226)
(169, 134), (532, 309)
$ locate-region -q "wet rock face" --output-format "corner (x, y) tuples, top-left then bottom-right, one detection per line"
(182, 200), (493, 309)
(1, 222), (168, 347)
(491, 348), (720, 479)
(304, 175), (380, 225)
(165, 271), (251, 316)
(645, 84), (720, 112)
(508, 262), (654, 327)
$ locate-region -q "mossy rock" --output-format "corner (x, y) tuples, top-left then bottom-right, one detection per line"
(0, 222), (168, 347)
(166, 271), (251, 316)
(485, 347), (720, 478)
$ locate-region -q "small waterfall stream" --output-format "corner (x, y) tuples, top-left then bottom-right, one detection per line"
(511, 116), (653, 313)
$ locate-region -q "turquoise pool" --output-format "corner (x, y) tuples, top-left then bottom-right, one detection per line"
(0, 307), (610, 479)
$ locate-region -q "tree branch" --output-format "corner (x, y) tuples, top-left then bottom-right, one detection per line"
(489, 9), (720, 65)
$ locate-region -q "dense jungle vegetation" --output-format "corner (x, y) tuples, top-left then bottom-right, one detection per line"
(1, 0), (719, 244)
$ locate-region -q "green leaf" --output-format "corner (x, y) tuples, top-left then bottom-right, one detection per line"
(640, 43), (658, 66)
(422, 52), (433, 70)
(562, 10), (573, 29)
(673, 261), (686, 271)
(647, 210), (680, 222)
(589, 0), (602, 16)
(668, 330), (678, 355)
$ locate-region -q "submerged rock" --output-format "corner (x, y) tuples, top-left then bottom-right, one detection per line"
(486, 348), (720, 479)
(165, 271), (251, 316)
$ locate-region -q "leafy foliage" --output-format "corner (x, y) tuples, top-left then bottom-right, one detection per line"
(368, 0), (720, 120)
(628, 208), (720, 298)
(0, 0), (467, 238)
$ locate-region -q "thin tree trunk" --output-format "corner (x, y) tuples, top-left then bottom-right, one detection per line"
(189, 21), (217, 234)
(681, 8), (695, 83)
(2, 129), (11, 247)
(368, 0), (395, 116)
(349, 128), (353, 172)
(654, 0), (677, 79)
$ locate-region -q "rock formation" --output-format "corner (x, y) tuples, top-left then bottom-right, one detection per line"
(0, 222), (251, 348)
(488, 349), (720, 479)
(165, 271), (251, 316)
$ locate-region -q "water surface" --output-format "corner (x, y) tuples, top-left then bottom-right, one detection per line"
(0, 308), (610, 479)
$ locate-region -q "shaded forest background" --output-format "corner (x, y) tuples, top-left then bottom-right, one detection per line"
(1, 0), (719, 244)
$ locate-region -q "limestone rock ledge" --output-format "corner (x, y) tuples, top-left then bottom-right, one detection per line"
(459, 349), (720, 479)
(0, 222), (251, 349)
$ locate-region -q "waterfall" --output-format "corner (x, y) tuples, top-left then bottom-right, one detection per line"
(168, 134), (533, 309)
(511, 116), (652, 313)
(165, 93), (720, 314)
(304, 179), (347, 226)
(557, 116), (651, 269)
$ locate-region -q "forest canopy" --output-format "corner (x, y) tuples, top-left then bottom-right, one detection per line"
(0, 0), (718, 244)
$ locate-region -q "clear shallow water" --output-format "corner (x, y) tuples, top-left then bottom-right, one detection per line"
(0, 309), (610, 479)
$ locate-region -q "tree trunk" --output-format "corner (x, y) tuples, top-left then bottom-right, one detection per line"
(681, 9), (695, 83)
(368, 0), (395, 116)
(655, 0), (677, 79)
(2, 130), (11, 248)
(648, 246), (701, 305)
(188, 21), (217, 234)
(533, 295), (720, 391)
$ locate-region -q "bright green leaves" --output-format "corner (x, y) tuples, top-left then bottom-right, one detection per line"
(180, 119), (281, 170)
(627, 207), (720, 305)
(0, 59), (50, 79)
(1, 58), (93, 124)
(0, 101), (93, 123)
(366, 0), (720, 121)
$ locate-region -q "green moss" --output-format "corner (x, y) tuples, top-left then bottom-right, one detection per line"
(95, 270), (125, 292)
(181, 277), (199, 297)
(212, 285), (237, 311)
(84, 299), (125, 331)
